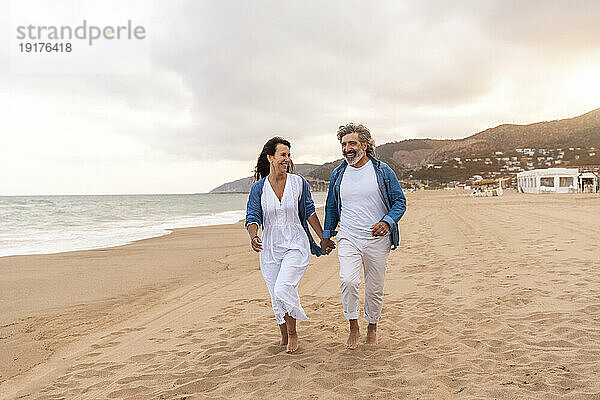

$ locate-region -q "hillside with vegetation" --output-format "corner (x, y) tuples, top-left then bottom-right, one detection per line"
(210, 108), (600, 191)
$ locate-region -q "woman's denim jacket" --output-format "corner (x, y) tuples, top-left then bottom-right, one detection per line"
(245, 174), (324, 257)
(323, 155), (406, 250)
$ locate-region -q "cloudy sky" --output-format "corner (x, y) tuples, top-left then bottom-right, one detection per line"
(1, 0), (600, 195)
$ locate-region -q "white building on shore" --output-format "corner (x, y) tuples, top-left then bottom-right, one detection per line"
(517, 168), (579, 193)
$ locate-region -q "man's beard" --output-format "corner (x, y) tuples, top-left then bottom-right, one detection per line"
(343, 148), (365, 166)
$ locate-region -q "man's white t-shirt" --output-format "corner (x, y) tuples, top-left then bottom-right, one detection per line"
(339, 159), (388, 239)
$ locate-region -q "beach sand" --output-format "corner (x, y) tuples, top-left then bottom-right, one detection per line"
(1, 190), (599, 399)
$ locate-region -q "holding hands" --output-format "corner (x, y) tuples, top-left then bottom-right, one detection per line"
(319, 220), (388, 255)
(320, 237), (336, 255)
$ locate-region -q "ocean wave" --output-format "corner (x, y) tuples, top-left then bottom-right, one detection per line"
(0, 192), (328, 258)
(0, 209), (246, 258)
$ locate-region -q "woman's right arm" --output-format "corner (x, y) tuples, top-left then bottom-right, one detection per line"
(245, 182), (263, 252)
(247, 222), (262, 252)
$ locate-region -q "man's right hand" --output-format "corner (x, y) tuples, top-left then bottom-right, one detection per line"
(320, 238), (336, 254)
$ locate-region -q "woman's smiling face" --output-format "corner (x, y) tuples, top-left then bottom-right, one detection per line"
(268, 143), (291, 174)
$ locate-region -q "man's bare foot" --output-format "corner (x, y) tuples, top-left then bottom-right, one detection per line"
(279, 323), (288, 346)
(286, 332), (298, 353)
(345, 319), (360, 350)
(366, 323), (378, 345)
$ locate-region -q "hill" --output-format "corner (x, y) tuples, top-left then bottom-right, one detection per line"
(424, 107), (600, 162)
(209, 164), (322, 193)
(210, 107), (600, 191)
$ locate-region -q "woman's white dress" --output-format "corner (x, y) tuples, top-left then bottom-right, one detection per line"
(260, 173), (311, 324)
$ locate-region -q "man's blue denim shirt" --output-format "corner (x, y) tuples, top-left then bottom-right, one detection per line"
(323, 155), (406, 250)
(245, 174), (324, 257)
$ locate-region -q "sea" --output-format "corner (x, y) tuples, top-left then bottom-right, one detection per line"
(0, 193), (328, 257)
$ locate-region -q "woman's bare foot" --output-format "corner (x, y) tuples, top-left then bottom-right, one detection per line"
(286, 332), (298, 353)
(366, 323), (378, 345)
(284, 314), (298, 353)
(345, 319), (360, 350)
(279, 323), (288, 346)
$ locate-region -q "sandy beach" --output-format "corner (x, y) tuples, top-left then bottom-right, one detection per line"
(1, 190), (599, 399)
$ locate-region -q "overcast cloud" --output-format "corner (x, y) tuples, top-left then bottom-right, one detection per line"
(1, 0), (600, 194)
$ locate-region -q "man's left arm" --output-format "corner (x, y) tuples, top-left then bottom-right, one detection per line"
(380, 166), (406, 228)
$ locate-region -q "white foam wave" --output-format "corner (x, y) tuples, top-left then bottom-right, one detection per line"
(0, 209), (246, 258)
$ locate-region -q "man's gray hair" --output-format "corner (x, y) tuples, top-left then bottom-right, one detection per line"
(337, 123), (376, 156)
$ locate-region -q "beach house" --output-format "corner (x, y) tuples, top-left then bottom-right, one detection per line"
(517, 168), (579, 193)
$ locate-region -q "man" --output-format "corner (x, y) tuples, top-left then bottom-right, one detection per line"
(321, 123), (406, 349)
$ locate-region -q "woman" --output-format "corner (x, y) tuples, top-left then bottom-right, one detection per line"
(245, 137), (325, 353)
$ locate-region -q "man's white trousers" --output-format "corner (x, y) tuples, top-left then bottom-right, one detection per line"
(337, 231), (390, 324)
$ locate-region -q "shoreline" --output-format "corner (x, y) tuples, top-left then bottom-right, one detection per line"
(0, 195), (328, 259)
(0, 229), (175, 259)
(0, 211), (249, 259)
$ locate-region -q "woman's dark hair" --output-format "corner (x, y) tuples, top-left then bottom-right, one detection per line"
(254, 136), (294, 181)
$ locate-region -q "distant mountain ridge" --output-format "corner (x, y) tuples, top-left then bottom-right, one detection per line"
(209, 164), (322, 193)
(209, 107), (600, 192)
(423, 107), (600, 162)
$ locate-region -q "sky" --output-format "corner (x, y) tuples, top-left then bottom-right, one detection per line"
(1, 0), (600, 195)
